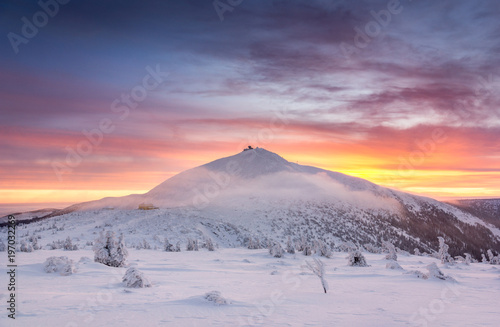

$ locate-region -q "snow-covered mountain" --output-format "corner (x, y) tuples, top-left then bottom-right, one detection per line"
(6, 148), (500, 259)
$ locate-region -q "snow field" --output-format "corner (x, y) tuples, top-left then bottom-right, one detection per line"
(1, 248), (499, 326)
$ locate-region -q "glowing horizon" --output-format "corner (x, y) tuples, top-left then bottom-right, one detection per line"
(1, 1), (499, 205)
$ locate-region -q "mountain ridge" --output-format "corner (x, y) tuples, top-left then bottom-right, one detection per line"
(3, 148), (500, 259)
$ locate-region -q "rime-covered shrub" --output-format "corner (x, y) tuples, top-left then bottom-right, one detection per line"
(20, 240), (33, 252)
(205, 237), (215, 251)
(302, 244), (313, 256)
(383, 241), (397, 261)
(164, 238), (174, 252)
(204, 291), (228, 305)
(487, 249), (500, 265)
(316, 241), (332, 258)
(386, 261), (403, 270)
(286, 236), (295, 254)
(122, 267), (152, 288)
(175, 241), (181, 252)
(296, 236), (306, 252)
(247, 237), (258, 249)
(93, 231), (128, 267)
(426, 262), (455, 281)
(347, 250), (369, 267)
(414, 248), (421, 256)
(44, 256), (76, 276)
(269, 242), (284, 258)
(438, 237), (454, 264)
(142, 239), (151, 250)
(186, 238), (199, 251)
(464, 253), (472, 265)
(64, 236), (78, 251)
(305, 257), (329, 293)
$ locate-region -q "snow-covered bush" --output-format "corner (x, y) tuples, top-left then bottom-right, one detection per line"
(44, 256), (76, 276)
(438, 237), (454, 264)
(426, 263), (455, 281)
(383, 241), (397, 261)
(64, 236), (78, 251)
(302, 244), (313, 256)
(93, 231), (128, 267)
(269, 242), (284, 258)
(164, 238), (174, 252)
(205, 237), (215, 251)
(482, 253), (488, 263)
(305, 257), (328, 293)
(464, 253), (472, 265)
(386, 261), (403, 270)
(142, 239), (151, 250)
(316, 241), (332, 258)
(414, 248), (420, 256)
(347, 250), (369, 267)
(295, 236), (306, 252)
(20, 240), (33, 252)
(248, 237), (261, 249)
(122, 267), (152, 288)
(186, 238), (199, 251)
(204, 291), (228, 305)
(175, 241), (181, 252)
(0, 240), (5, 252)
(286, 236), (295, 254)
(487, 249), (500, 265)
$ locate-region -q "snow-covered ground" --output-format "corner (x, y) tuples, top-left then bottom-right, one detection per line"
(1, 248), (499, 326)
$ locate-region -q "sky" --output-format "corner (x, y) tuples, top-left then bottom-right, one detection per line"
(1, 0), (499, 205)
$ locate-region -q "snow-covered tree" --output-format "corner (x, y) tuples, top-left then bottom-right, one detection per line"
(31, 237), (40, 250)
(347, 249), (369, 267)
(205, 237), (215, 251)
(44, 256), (76, 276)
(186, 238), (199, 251)
(383, 241), (397, 261)
(20, 240), (33, 252)
(303, 244), (313, 256)
(248, 237), (260, 249)
(481, 253), (488, 263)
(305, 258), (329, 293)
(487, 249), (500, 264)
(464, 253), (472, 265)
(122, 267), (152, 288)
(142, 239), (151, 250)
(316, 240), (332, 258)
(93, 231), (128, 267)
(269, 242), (284, 258)
(63, 236), (78, 251)
(286, 236), (295, 254)
(164, 238), (174, 252)
(175, 241), (181, 252)
(437, 237), (453, 264)
(426, 262), (455, 281)
(414, 248), (420, 256)
(296, 235), (306, 252)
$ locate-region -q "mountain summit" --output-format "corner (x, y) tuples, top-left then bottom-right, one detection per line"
(51, 148), (500, 258)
